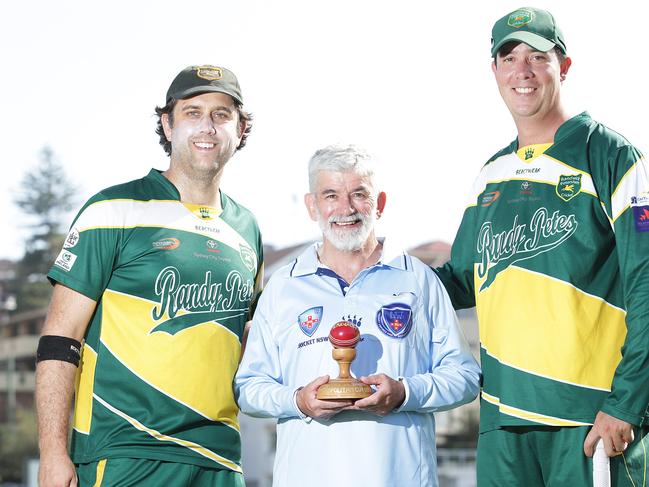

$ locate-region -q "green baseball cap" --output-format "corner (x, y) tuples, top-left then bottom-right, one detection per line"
(165, 65), (243, 105)
(491, 7), (567, 57)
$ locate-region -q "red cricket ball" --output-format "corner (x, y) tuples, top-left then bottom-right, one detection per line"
(328, 321), (360, 348)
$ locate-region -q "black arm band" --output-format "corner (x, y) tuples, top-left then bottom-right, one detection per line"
(36, 335), (82, 367)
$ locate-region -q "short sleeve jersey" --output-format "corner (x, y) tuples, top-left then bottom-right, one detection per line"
(48, 169), (264, 472)
(436, 113), (649, 431)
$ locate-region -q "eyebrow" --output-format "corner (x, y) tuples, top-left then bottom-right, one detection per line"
(180, 104), (233, 113)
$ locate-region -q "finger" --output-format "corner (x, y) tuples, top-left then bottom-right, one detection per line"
(583, 429), (599, 457)
(319, 399), (353, 410)
(612, 437), (628, 454)
(603, 436), (619, 457)
(310, 375), (330, 388)
(353, 392), (381, 408)
(622, 428), (635, 444)
(359, 374), (386, 386)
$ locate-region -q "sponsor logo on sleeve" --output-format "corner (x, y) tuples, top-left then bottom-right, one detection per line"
(54, 249), (78, 272)
(481, 191), (501, 207)
(298, 306), (323, 337)
(152, 237), (180, 250)
(631, 195), (649, 232)
(376, 303), (413, 338)
(63, 228), (80, 249)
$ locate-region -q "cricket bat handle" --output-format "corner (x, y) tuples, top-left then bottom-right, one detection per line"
(593, 439), (611, 487)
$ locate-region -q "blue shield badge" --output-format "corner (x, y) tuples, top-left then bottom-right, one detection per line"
(376, 303), (413, 339)
(298, 306), (323, 336)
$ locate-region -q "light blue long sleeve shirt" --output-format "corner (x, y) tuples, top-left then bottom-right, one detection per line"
(235, 242), (481, 487)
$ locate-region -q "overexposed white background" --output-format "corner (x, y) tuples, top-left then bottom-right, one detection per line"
(1, 0), (646, 258)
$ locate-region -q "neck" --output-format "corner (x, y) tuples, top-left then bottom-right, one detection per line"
(514, 107), (571, 148)
(318, 234), (382, 284)
(162, 166), (223, 209)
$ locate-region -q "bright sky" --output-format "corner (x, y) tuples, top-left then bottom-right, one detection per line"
(1, 0), (647, 259)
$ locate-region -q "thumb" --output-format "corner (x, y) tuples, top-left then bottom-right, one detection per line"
(311, 375), (330, 388)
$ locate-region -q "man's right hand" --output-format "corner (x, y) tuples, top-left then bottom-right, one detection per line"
(38, 451), (77, 487)
(296, 375), (353, 420)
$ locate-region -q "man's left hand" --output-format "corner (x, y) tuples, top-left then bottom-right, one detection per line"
(584, 410), (635, 457)
(347, 374), (405, 416)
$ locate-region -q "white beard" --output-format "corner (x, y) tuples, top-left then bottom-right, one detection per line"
(317, 210), (376, 252)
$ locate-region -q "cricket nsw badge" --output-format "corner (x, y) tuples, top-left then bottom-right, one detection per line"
(376, 303), (413, 338)
(299, 306), (323, 336)
(556, 174), (582, 202)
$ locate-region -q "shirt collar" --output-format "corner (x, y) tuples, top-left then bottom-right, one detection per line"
(290, 238), (409, 278)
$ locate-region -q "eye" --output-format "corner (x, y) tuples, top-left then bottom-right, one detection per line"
(213, 110), (232, 121)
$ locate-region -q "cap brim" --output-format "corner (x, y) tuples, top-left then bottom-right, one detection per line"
(491, 31), (556, 57)
(168, 86), (243, 105)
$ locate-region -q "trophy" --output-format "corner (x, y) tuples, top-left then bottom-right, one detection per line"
(316, 320), (373, 400)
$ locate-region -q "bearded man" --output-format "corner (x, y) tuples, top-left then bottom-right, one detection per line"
(235, 144), (480, 487)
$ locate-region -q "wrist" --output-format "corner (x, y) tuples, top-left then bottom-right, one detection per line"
(293, 387), (311, 422)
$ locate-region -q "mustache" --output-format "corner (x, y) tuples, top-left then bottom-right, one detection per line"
(328, 213), (365, 224)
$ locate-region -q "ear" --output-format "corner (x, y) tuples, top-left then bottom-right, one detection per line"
(376, 191), (387, 218)
(304, 193), (318, 222)
(491, 59), (498, 76)
(237, 119), (248, 143)
(559, 56), (572, 82)
(161, 113), (173, 141)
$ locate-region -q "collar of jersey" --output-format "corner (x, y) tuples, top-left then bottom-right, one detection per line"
(290, 239), (409, 277)
(148, 168), (229, 216)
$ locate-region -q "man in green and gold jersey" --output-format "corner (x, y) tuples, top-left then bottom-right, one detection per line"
(35, 65), (263, 487)
(435, 7), (649, 486)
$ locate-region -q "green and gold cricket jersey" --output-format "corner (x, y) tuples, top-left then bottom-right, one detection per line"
(436, 112), (649, 431)
(48, 169), (264, 472)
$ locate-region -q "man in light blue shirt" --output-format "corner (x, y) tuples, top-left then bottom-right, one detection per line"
(235, 144), (480, 487)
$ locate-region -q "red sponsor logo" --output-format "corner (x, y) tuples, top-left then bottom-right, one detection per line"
(153, 238), (180, 250)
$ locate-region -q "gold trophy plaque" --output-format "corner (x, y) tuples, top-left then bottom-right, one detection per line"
(316, 321), (373, 400)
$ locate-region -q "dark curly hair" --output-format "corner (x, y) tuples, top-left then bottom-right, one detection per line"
(154, 99), (253, 157)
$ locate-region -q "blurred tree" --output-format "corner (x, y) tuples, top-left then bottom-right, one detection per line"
(0, 407), (39, 483)
(12, 146), (78, 311)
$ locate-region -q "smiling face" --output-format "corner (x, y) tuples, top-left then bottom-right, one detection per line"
(305, 170), (386, 252)
(162, 92), (245, 178)
(492, 43), (571, 124)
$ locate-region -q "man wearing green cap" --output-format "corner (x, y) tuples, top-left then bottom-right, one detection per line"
(435, 7), (649, 486)
(35, 65), (263, 486)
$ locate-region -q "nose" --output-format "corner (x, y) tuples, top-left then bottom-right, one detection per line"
(339, 195), (357, 215)
(513, 59), (534, 80)
(197, 114), (216, 135)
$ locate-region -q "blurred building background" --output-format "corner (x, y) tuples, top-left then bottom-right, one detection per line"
(0, 242), (479, 487)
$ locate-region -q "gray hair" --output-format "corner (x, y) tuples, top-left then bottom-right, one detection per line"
(308, 144), (377, 192)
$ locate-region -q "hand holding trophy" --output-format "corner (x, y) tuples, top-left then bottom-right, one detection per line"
(316, 320), (373, 400)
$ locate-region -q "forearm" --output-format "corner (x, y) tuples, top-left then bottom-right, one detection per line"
(36, 360), (78, 455)
(236, 376), (299, 419)
(399, 363), (480, 413)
